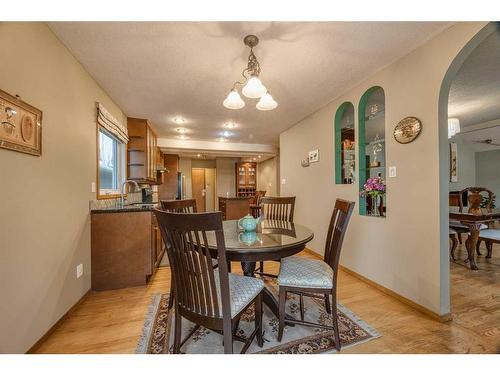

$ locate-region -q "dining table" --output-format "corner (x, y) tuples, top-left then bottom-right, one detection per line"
(204, 219), (314, 320)
(449, 207), (500, 270)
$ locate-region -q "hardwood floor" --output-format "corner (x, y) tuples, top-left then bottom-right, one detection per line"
(33, 246), (499, 354)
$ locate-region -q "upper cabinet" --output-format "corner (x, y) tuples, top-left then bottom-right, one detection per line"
(127, 118), (159, 184)
(358, 87), (386, 217)
(236, 162), (257, 197)
(334, 102), (355, 184)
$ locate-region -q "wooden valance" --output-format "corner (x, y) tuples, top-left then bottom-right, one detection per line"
(97, 103), (128, 143)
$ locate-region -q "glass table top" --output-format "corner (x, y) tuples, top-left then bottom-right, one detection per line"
(204, 220), (314, 253)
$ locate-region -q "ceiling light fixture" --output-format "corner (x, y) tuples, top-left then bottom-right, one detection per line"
(223, 121), (237, 129)
(223, 35), (278, 111)
(448, 118), (460, 139)
(178, 134), (188, 140)
(222, 130), (231, 137)
(172, 116), (186, 124)
(176, 127), (188, 134)
(197, 153), (201, 158)
(218, 137), (227, 142)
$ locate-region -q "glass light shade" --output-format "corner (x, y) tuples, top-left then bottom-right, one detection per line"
(256, 92), (278, 111)
(448, 118), (460, 139)
(242, 76), (267, 98)
(223, 90), (245, 110)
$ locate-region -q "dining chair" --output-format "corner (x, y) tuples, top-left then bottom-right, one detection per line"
(449, 187), (492, 252)
(158, 199), (202, 309)
(154, 210), (264, 354)
(160, 198), (197, 213)
(250, 190), (266, 218)
(476, 229), (499, 259)
(276, 198), (355, 351)
(449, 228), (459, 261)
(254, 196), (296, 278)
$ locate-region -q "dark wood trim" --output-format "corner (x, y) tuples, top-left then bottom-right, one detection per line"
(27, 289), (91, 353)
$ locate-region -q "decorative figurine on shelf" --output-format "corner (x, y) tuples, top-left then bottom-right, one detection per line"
(370, 133), (383, 167)
(238, 214), (261, 232)
(359, 177), (386, 216)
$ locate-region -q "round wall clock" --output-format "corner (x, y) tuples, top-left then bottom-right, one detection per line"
(393, 116), (422, 144)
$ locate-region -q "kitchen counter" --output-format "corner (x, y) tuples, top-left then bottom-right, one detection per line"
(90, 202), (159, 214)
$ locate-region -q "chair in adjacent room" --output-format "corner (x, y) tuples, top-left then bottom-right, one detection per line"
(276, 199), (355, 351)
(449, 187), (492, 255)
(254, 196), (296, 278)
(154, 210), (264, 354)
(449, 228), (459, 261)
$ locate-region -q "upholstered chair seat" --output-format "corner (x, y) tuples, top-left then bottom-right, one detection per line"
(477, 228), (500, 241)
(278, 256), (334, 289)
(215, 272), (264, 317)
(450, 221), (487, 230)
(449, 228), (457, 235)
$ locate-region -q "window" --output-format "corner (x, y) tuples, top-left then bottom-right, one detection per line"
(98, 127), (125, 197)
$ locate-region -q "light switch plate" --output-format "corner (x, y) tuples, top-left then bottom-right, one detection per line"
(389, 166), (397, 178)
(91, 182), (96, 193)
(281, 178), (286, 185)
(76, 264), (84, 279)
(308, 149), (319, 163)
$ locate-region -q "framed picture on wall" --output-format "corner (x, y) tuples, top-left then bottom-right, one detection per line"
(450, 142), (458, 182)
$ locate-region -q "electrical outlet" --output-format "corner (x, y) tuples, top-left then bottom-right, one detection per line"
(91, 182), (96, 193)
(389, 166), (397, 178)
(76, 264), (83, 279)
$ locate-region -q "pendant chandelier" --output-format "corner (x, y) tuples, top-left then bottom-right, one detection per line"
(223, 35), (278, 111)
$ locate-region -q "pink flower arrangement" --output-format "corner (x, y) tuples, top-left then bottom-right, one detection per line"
(360, 177), (386, 198)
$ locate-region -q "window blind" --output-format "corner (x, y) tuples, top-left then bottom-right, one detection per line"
(97, 103), (128, 143)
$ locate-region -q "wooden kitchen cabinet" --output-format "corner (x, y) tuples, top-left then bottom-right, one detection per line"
(91, 210), (164, 291)
(127, 117), (159, 184)
(235, 162), (257, 197)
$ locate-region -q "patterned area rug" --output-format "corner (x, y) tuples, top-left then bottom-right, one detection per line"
(136, 279), (380, 354)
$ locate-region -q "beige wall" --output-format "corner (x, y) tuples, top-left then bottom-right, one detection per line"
(257, 156), (279, 196)
(280, 22), (487, 316)
(0, 22), (126, 353)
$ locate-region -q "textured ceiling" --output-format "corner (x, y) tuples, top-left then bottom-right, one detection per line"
(449, 29), (500, 127)
(49, 22), (450, 145)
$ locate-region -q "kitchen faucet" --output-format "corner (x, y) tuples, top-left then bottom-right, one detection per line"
(120, 180), (140, 207)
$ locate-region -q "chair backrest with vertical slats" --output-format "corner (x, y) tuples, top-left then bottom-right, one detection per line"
(261, 196), (295, 222)
(154, 210), (231, 320)
(458, 187), (493, 212)
(324, 199), (355, 281)
(160, 199), (197, 213)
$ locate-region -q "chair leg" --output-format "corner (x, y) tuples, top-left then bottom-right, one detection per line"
(450, 235), (458, 261)
(486, 241), (493, 259)
(299, 294), (305, 321)
(255, 294), (263, 347)
(173, 307), (182, 353)
(476, 239), (483, 256)
(324, 294), (331, 314)
(278, 288), (286, 342)
(458, 232), (463, 244)
(259, 261), (264, 273)
(331, 294), (341, 351)
(223, 319), (233, 354)
(168, 279), (175, 309)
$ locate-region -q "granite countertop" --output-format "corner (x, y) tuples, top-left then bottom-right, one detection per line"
(91, 202), (159, 214)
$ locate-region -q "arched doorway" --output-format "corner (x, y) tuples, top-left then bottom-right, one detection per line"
(438, 22), (500, 312)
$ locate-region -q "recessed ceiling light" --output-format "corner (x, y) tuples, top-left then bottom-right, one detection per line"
(223, 121), (237, 129)
(172, 116), (186, 125)
(176, 127), (188, 134)
(258, 155), (262, 159)
(253, 157), (256, 161)
(197, 153), (201, 158)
